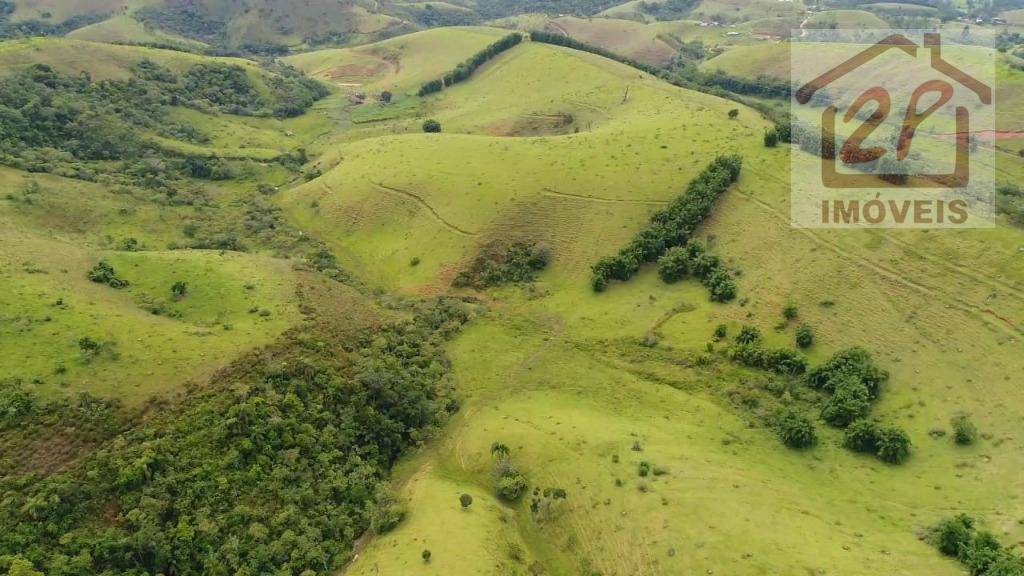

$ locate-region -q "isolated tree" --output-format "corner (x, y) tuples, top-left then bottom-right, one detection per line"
(380, 91), (393, 104)
(764, 128), (779, 147)
(843, 419), (880, 453)
(171, 281), (188, 300)
(935, 514), (975, 556)
(821, 376), (872, 427)
(874, 425), (911, 464)
(782, 302), (799, 321)
(490, 441), (510, 459)
(422, 549), (432, 563)
(422, 119), (442, 133)
(775, 409), (817, 449)
(713, 324), (728, 340)
(459, 493), (473, 510)
(728, 108), (739, 119)
(795, 324), (814, 348)
(951, 414), (977, 445)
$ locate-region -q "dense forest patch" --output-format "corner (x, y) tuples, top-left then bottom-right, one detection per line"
(0, 296), (470, 576)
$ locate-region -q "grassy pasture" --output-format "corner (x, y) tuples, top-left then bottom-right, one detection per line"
(66, 13), (209, 48)
(278, 26), (1024, 575)
(284, 26), (508, 94)
(805, 9), (890, 29)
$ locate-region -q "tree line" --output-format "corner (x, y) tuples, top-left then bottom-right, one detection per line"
(590, 155), (742, 295)
(418, 33), (523, 96)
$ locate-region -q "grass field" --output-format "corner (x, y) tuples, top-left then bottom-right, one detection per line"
(276, 29), (1024, 575)
(805, 9), (890, 29)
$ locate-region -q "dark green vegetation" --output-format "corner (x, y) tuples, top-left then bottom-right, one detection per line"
(656, 241), (738, 301)
(592, 155), (742, 295)
(0, 1), (105, 39)
(491, 443), (529, 502)
(0, 61), (327, 180)
(929, 515), (1024, 576)
(417, 33), (521, 96)
(774, 409), (817, 449)
(452, 241), (550, 289)
(0, 297), (470, 575)
(997, 184), (1024, 228)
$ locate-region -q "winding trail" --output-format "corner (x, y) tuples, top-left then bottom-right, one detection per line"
(541, 187), (669, 206)
(367, 179), (479, 237)
(734, 183), (1023, 336)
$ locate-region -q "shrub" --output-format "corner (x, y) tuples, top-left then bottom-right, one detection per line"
(736, 325), (762, 345)
(782, 302), (798, 321)
(459, 493), (473, 509)
(821, 375), (872, 428)
(728, 108), (739, 119)
(713, 324), (728, 340)
(87, 260), (129, 288)
(171, 281), (188, 300)
(962, 531), (1005, 575)
(795, 324), (814, 348)
(764, 128), (779, 147)
(935, 514), (975, 556)
(422, 119), (442, 133)
(657, 246), (690, 283)
(453, 241), (549, 289)
(875, 425), (911, 464)
(638, 461), (651, 477)
(951, 414), (978, 446)
(367, 485), (406, 534)
(807, 347), (888, 398)
(497, 473), (529, 502)
(732, 345), (808, 376)
(842, 419), (880, 453)
(775, 409), (817, 449)
(422, 550), (432, 563)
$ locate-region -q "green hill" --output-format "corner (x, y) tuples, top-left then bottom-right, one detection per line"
(1, 18), (1023, 576)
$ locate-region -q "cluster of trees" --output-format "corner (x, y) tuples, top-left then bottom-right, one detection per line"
(418, 33), (522, 96)
(636, 0), (700, 20)
(657, 241), (737, 301)
(530, 31), (662, 75)
(930, 515), (1024, 576)
(452, 241), (550, 289)
(474, 0), (623, 18)
(727, 323), (808, 375)
(490, 442), (529, 502)
(0, 62), (326, 180)
(808, 347), (912, 463)
(87, 260), (129, 289)
(0, 298), (470, 575)
(591, 155), (742, 293)
(0, 381), (122, 453)
(135, 3), (227, 44)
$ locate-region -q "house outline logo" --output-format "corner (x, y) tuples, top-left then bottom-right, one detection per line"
(794, 32), (992, 189)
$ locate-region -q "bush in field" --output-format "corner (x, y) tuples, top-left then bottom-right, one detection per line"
(171, 281), (188, 300)
(874, 425), (911, 464)
(736, 325), (761, 345)
(842, 419), (880, 453)
(782, 302), (798, 321)
(713, 324), (728, 340)
(775, 409), (817, 449)
(422, 119), (442, 133)
(807, 347), (888, 398)
(497, 472), (529, 502)
(764, 128), (779, 147)
(459, 493), (473, 510)
(951, 414), (977, 446)
(87, 260), (128, 288)
(935, 514), (975, 556)
(821, 375), (872, 428)
(453, 241), (550, 289)
(795, 324), (814, 348)
(422, 550), (432, 563)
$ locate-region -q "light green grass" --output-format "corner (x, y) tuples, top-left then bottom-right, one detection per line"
(0, 228), (300, 405)
(279, 27), (1024, 575)
(284, 26), (509, 94)
(806, 9), (890, 29)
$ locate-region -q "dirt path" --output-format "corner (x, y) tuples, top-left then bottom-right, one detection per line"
(368, 179), (479, 236)
(734, 182), (1023, 336)
(542, 187), (669, 206)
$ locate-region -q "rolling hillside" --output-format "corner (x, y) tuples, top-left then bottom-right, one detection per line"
(276, 30), (1024, 576)
(1, 10), (1023, 576)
